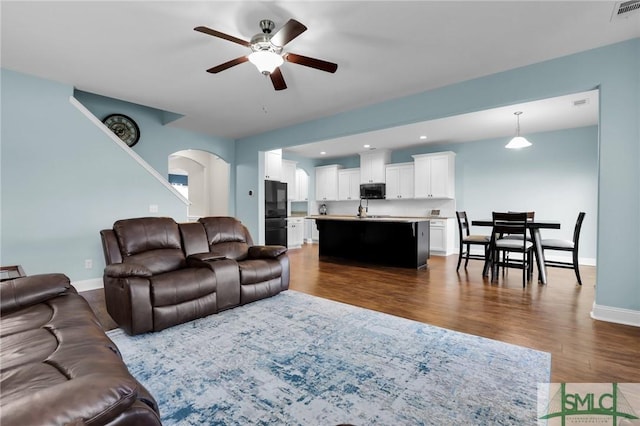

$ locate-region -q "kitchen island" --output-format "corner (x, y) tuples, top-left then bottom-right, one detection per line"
(309, 215), (430, 269)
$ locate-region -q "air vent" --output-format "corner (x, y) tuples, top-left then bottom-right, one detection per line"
(611, 1), (640, 21)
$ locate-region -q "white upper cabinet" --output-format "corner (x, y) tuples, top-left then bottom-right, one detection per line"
(385, 162), (414, 199)
(281, 159), (297, 199)
(359, 150), (391, 183)
(412, 151), (456, 199)
(315, 164), (343, 201)
(264, 149), (282, 181)
(338, 168), (361, 201)
(295, 168), (309, 201)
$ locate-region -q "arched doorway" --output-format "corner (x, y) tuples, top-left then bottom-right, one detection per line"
(168, 150), (230, 220)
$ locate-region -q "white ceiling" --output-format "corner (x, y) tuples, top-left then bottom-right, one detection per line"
(2, 1), (638, 157)
(285, 89), (600, 159)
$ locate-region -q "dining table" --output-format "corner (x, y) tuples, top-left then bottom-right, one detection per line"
(471, 219), (561, 285)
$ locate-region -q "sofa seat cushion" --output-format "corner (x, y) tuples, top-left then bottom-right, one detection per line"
(238, 259), (283, 285)
(151, 268), (216, 307)
(1, 328), (58, 371)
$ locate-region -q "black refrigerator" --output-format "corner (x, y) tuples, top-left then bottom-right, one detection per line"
(265, 180), (287, 246)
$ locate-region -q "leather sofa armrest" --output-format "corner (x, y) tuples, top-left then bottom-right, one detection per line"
(186, 252), (227, 270)
(0, 374), (147, 426)
(104, 263), (153, 278)
(248, 245), (288, 259)
(187, 252), (227, 262)
(0, 273), (74, 314)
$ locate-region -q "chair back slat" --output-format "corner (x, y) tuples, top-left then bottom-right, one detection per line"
(456, 211), (470, 237)
(492, 212), (529, 236)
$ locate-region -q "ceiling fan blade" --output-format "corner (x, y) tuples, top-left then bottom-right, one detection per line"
(270, 67), (287, 91)
(194, 26), (251, 47)
(284, 53), (338, 73)
(206, 56), (248, 73)
(270, 19), (307, 47)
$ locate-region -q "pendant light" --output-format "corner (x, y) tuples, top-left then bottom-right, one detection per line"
(505, 111), (532, 149)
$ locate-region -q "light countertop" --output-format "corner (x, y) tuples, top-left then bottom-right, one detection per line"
(306, 215), (434, 223)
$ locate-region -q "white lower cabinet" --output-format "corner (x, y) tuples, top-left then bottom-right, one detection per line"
(304, 218), (319, 243)
(287, 217), (304, 249)
(429, 218), (456, 255)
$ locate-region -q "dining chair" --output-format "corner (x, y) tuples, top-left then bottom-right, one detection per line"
(541, 212), (586, 285)
(455, 211), (491, 271)
(500, 211), (535, 240)
(490, 212), (535, 287)
(499, 211), (534, 267)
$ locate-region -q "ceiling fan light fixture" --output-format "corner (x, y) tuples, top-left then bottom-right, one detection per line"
(248, 51), (283, 75)
(505, 111), (532, 149)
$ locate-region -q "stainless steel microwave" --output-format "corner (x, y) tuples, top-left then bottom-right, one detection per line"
(360, 183), (386, 199)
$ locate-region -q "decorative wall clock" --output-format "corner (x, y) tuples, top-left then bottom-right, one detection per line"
(102, 114), (140, 147)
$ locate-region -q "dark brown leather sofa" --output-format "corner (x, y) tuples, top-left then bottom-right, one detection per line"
(100, 216), (289, 336)
(0, 273), (161, 426)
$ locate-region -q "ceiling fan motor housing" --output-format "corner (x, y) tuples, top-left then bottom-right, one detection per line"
(259, 19), (275, 34)
(250, 34), (282, 53)
(251, 19), (283, 53)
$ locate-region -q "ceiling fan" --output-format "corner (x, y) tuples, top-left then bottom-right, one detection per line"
(194, 19), (338, 91)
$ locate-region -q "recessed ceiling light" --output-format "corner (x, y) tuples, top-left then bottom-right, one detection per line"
(320, 151), (326, 155)
(419, 135), (427, 140)
(363, 144), (370, 148)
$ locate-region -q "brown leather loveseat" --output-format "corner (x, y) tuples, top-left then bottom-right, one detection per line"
(100, 216), (289, 336)
(0, 273), (161, 426)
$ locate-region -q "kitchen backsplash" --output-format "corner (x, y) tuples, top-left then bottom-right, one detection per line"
(315, 199), (456, 218)
(290, 201), (309, 216)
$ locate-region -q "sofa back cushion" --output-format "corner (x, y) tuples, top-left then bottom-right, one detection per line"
(113, 217), (185, 274)
(198, 217), (253, 260)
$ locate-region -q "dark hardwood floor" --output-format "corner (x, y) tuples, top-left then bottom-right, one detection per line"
(81, 243), (640, 383)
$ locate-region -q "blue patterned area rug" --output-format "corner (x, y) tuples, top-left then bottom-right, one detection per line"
(107, 290), (550, 425)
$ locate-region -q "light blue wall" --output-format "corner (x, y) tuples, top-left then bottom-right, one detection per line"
(236, 39), (639, 312)
(74, 90), (236, 187)
(406, 126), (598, 260)
(0, 70), (236, 281)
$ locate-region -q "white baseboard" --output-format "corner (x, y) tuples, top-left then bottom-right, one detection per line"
(72, 278), (104, 292)
(591, 302), (640, 327)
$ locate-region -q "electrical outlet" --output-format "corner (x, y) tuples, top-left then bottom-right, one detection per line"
(149, 204), (159, 213)
(84, 259), (93, 269)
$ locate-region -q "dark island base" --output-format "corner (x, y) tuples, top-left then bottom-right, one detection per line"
(316, 219), (430, 269)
